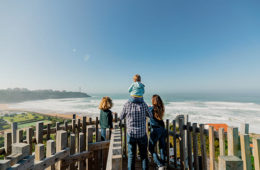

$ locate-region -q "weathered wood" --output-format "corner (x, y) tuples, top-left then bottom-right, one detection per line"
(77, 118), (81, 152)
(36, 122), (44, 144)
(209, 126), (215, 170)
(56, 122), (60, 131)
(64, 120), (68, 131)
(73, 114), (76, 119)
(4, 132), (12, 156)
(219, 128), (225, 156)
(17, 129), (23, 143)
(56, 130), (67, 170)
(62, 150), (93, 167)
(253, 137), (260, 170)
(240, 123), (249, 135)
(83, 116), (87, 149)
(218, 156), (243, 170)
(166, 119), (170, 166)
(87, 126), (94, 170)
(187, 122), (193, 170)
(200, 124), (207, 170)
(34, 148), (70, 170)
(79, 132), (86, 170)
(35, 144), (45, 161)
(26, 127), (33, 155)
(12, 122), (18, 144)
(193, 123), (199, 170)
(179, 118), (186, 169)
(69, 134), (76, 170)
(46, 140), (55, 170)
(227, 127), (239, 157)
(96, 117), (99, 142)
(240, 134), (251, 170)
(0, 160), (11, 170)
(173, 120), (177, 168)
(72, 119), (76, 134)
(47, 124), (51, 140)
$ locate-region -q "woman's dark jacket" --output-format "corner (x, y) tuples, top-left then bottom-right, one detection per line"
(149, 106), (165, 128)
(100, 109), (113, 129)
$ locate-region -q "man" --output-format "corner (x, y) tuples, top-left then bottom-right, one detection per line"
(120, 100), (153, 170)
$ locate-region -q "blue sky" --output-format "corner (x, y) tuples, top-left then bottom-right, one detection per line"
(0, 0), (260, 94)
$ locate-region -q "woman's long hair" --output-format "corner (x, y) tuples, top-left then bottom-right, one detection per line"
(152, 94), (165, 120)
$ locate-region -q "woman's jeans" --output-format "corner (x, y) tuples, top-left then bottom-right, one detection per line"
(148, 127), (167, 167)
(101, 128), (107, 141)
(127, 134), (148, 170)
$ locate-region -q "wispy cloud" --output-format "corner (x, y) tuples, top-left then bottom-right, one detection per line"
(72, 48), (77, 53)
(84, 55), (90, 62)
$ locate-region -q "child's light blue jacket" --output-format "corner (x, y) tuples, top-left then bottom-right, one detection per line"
(128, 82), (145, 97)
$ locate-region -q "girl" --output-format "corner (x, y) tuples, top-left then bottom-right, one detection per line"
(148, 94), (166, 168)
(99, 96), (113, 141)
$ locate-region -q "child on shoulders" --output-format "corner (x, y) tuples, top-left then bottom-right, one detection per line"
(128, 74), (145, 103)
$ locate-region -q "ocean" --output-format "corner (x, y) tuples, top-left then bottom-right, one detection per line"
(8, 93), (260, 133)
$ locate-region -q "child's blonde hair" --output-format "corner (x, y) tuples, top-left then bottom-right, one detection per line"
(99, 96), (113, 110)
(133, 74), (141, 82)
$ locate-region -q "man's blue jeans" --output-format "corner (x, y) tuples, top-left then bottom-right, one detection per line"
(148, 127), (166, 167)
(127, 134), (148, 170)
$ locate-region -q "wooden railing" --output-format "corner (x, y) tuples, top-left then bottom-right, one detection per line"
(0, 114), (111, 170)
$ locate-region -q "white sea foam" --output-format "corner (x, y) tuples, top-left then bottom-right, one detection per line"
(8, 98), (260, 133)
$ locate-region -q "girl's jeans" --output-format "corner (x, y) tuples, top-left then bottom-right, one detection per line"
(148, 127), (167, 167)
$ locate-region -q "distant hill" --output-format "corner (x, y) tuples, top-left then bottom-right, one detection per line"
(0, 88), (90, 103)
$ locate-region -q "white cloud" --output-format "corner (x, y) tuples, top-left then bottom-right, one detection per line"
(84, 55), (90, 62)
(72, 48), (77, 53)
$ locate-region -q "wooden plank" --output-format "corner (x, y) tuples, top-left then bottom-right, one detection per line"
(77, 118), (81, 152)
(35, 144), (45, 161)
(179, 118), (186, 169)
(240, 123), (249, 134)
(36, 122), (44, 144)
(79, 132), (86, 170)
(240, 134), (251, 170)
(166, 119), (170, 166)
(17, 129), (23, 143)
(209, 126), (215, 170)
(218, 156), (243, 170)
(56, 130), (67, 170)
(96, 117), (99, 142)
(26, 127), (33, 154)
(72, 119), (76, 134)
(253, 137), (260, 170)
(200, 124), (207, 170)
(12, 122), (17, 144)
(219, 128), (225, 156)
(56, 122), (60, 131)
(46, 140), (55, 170)
(187, 122), (193, 170)
(47, 124), (51, 140)
(69, 134), (76, 170)
(227, 127), (239, 157)
(83, 116), (87, 149)
(193, 123), (199, 170)
(87, 126), (94, 170)
(61, 150), (93, 167)
(172, 120), (177, 168)
(4, 132), (12, 156)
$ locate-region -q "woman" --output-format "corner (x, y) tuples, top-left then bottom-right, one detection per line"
(148, 94), (166, 168)
(99, 96), (113, 141)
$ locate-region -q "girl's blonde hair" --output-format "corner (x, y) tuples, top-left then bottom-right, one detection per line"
(152, 94), (165, 120)
(99, 96), (113, 110)
(133, 74), (141, 82)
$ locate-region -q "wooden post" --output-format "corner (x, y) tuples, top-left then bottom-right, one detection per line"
(184, 114), (189, 167)
(200, 124), (207, 170)
(17, 129), (23, 143)
(193, 123), (199, 170)
(87, 126), (94, 170)
(187, 122), (193, 170)
(166, 119), (170, 166)
(219, 128), (225, 156)
(179, 118), (186, 169)
(73, 114), (76, 119)
(46, 140), (55, 170)
(47, 124), (51, 140)
(36, 122), (43, 144)
(96, 117), (99, 142)
(4, 132), (12, 156)
(79, 132), (86, 170)
(70, 134), (76, 170)
(240, 134), (251, 170)
(253, 137), (260, 170)
(56, 130), (67, 170)
(218, 156), (243, 170)
(56, 122), (60, 131)
(12, 122), (17, 144)
(77, 118), (81, 152)
(115, 113), (118, 122)
(35, 144), (45, 161)
(83, 116), (87, 149)
(64, 120), (68, 132)
(72, 119), (76, 134)
(240, 123), (249, 135)
(227, 127), (239, 157)
(26, 127), (33, 154)
(124, 118), (127, 158)
(172, 120), (177, 168)
(209, 126), (215, 170)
